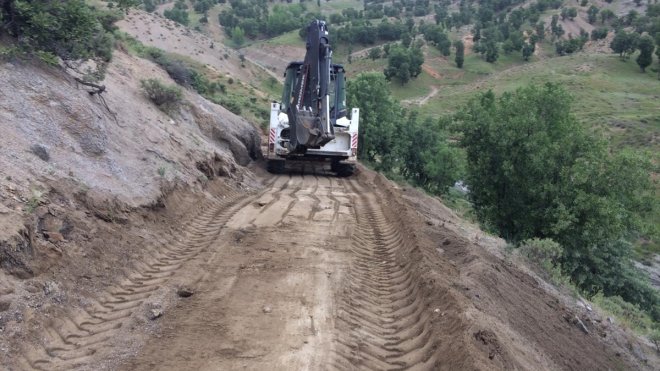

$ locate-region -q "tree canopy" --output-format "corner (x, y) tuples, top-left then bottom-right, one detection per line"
(456, 84), (657, 317)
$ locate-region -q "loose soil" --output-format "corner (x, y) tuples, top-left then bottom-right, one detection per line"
(5, 164), (657, 370)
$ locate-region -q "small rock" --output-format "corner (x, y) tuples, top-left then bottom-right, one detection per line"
(574, 315), (589, 334)
(44, 231), (65, 243)
(0, 300), (11, 312)
(426, 220), (433, 226)
(43, 281), (58, 296)
(148, 308), (163, 320)
(257, 201), (267, 207)
(262, 305), (272, 314)
(177, 287), (194, 298)
(433, 308), (440, 313)
(30, 145), (49, 162)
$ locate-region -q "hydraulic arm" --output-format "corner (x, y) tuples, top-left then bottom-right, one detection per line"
(287, 20), (335, 153)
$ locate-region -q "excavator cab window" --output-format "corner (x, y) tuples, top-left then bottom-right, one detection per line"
(280, 65), (298, 112)
(330, 66), (347, 123)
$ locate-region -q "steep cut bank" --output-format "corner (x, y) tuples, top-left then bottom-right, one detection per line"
(0, 50), (263, 368)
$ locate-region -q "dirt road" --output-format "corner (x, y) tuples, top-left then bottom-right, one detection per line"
(14, 167), (654, 370)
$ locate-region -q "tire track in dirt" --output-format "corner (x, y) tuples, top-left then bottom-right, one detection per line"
(330, 179), (438, 370)
(17, 183), (270, 371)
(116, 172), (352, 370)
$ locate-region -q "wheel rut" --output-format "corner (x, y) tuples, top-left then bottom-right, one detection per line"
(18, 184), (267, 371)
(330, 179), (438, 370)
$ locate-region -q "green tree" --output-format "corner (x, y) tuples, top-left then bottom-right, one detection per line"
(636, 35), (655, 72)
(457, 83), (656, 315)
(610, 30), (639, 60)
(454, 40), (465, 68)
(368, 46), (381, 60)
(115, 0), (140, 12)
(399, 114), (463, 194)
(587, 5), (599, 24)
(522, 42), (535, 61)
(551, 15), (565, 39)
(143, 0), (157, 12)
(346, 73), (401, 169)
(423, 25), (451, 56)
(535, 21), (545, 41)
(0, 0), (117, 64)
(591, 27), (608, 40)
(600, 9), (616, 24)
(383, 45), (423, 85)
(484, 40), (499, 63)
(164, 3), (189, 25)
(231, 26), (245, 47)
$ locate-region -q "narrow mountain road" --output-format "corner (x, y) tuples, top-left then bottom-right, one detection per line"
(15, 167), (647, 371)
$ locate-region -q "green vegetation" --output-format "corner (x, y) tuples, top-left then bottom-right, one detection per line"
(383, 44), (424, 85)
(456, 83), (658, 321)
(140, 78), (183, 112)
(164, 0), (190, 26)
(347, 72), (463, 194)
(454, 40), (465, 68)
(0, 0), (135, 79)
(115, 33), (276, 127)
(218, 0), (312, 40)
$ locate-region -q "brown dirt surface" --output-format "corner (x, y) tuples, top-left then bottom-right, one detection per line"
(241, 44), (306, 82)
(116, 9), (270, 86)
(5, 163), (657, 370)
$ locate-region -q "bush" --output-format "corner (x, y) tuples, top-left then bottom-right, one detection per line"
(164, 8), (189, 25)
(519, 238), (563, 266)
(517, 238), (570, 286)
(592, 293), (658, 334)
(0, 0), (119, 62)
(140, 79), (183, 112)
(221, 98), (242, 115)
(591, 27), (608, 40)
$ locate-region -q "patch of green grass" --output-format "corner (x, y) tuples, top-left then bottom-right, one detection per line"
(319, 0), (362, 13)
(418, 53), (660, 152)
(261, 30), (303, 47)
(592, 293), (660, 338)
(389, 71), (436, 101)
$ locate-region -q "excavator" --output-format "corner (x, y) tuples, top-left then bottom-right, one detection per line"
(266, 20), (359, 176)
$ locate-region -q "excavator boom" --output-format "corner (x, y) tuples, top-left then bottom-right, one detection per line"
(287, 20), (335, 153)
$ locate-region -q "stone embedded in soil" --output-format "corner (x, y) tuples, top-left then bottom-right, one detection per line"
(262, 305), (272, 314)
(44, 231), (65, 243)
(177, 287), (194, 298)
(0, 300), (11, 312)
(149, 308), (163, 320)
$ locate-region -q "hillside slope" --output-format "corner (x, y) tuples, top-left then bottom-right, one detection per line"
(0, 46), (262, 367)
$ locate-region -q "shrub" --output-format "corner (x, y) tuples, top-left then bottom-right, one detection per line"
(518, 238), (569, 286)
(519, 238), (563, 266)
(1, 1), (119, 61)
(592, 293), (657, 334)
(221, 98), (242, 115)
(140, 79), (183, 112)
(591, 27), (608, 40)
